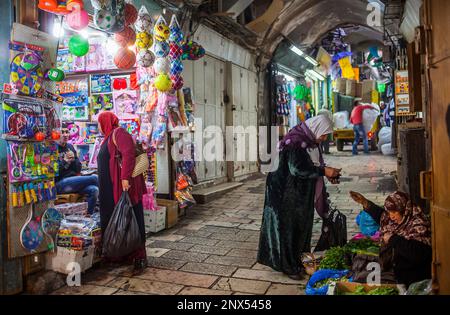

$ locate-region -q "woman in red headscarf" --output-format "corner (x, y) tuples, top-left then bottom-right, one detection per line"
(97, 111), (147, 272)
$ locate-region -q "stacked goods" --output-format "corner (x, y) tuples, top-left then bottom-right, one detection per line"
(47, 214), (101, 273)
(362, 80), (376, 103)
(54, 202), (88, 216)
(333, 111), (350, 129)
(355, 82), (362, 98)
(346, 79), (356, 97)
(335, 78), (347, 94)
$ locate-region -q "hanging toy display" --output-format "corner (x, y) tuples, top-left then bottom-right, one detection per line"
(170, 59), (183, 76)
(154, 73), (172, 92)
(181, 40), (205, 61)
(109, 0), (126, 33)
(114, 47), (136, 70)
(169, 15), (184, 90)
(152, 40), (169, 58)
(91, 0), (112, 10)
(38, 0), (91, 56)
(124, 3), (138, 25)
(114, 26), (136, 48)
(135, 6), (153, 32)
(45, 68), (65, 82)
(153, 16), (170, 42)
(137, 49), (155, 68)
(169, 42), (183, 60)
(66, 7), (89, 30)
(94, 9), (116, 31)
(153, 57), (170, 74)
(136, 32), (153, 50)
(68, 34), (90, 57)
(170, 75), (184, 91)
(10, 50), (44, 96)
(38, 0), (84, 15)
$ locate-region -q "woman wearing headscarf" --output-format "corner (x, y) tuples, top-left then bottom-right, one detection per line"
(257, 115), (341, 280)
(350, 191), (432, 287)
(97, 111), (147, 273)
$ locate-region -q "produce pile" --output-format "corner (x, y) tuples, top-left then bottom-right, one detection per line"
(318, 246), (350, 270)
(340, 285), (399, 295)
(343, 238), (380, 256)
(318, 238), (380, 270)
(313, 276), (349, 289)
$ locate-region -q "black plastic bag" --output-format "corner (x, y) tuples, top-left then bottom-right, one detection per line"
(102, 192), (142, 258)
(314, 208), (347, 252)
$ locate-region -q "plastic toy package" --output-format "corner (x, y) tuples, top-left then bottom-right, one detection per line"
(143, 183), (157, 210)
(9, 41), (45, 97)
(90, 74), (112, 93)
(119, 117), (141, 138)
(151, 114), (167, 149)
(2, 96), (47, 140)
(56, 214), (101, 251)
(113, 90), (138, 117)
(10, 179), (57, 208)
(175, 188), (196, 209)
(7, 141), (59, 183)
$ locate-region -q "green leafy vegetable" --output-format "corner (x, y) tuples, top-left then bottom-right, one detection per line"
(340, 285), (399, 295)
(313, 276), (349, 289)
(318, 246), (350, 270)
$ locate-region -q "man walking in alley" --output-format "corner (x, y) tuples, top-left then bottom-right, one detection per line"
(350, 100), (375, 155)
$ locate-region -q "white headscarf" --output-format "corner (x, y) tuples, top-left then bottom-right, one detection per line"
(305, 115), (333, 139)
(305, 115), (333, 166)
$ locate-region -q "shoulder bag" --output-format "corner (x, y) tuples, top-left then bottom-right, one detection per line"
(112, 128), (149, 177)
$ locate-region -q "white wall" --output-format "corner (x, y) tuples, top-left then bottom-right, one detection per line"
(192, 25), (257, 71)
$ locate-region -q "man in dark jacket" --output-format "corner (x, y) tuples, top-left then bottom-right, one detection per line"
(56, 124), (99, 214)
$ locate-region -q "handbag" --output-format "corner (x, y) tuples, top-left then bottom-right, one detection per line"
(314, 207), (347, 252)
(112, 129), (149, 177)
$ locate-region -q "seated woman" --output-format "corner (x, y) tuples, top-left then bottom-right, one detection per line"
(349, 191), (432, 287)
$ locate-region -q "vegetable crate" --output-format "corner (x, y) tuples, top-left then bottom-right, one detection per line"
(329, 282), (406, 295)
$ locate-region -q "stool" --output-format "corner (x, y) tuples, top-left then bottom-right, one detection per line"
(55, 193), (85, 205)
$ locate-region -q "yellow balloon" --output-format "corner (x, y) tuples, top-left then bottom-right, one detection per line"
(154, 74), (172, 92)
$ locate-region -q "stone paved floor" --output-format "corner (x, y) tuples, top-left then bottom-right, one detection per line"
(51, 146), (397, 295)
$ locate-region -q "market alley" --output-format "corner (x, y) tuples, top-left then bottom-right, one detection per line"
(50, 148), (397, 295)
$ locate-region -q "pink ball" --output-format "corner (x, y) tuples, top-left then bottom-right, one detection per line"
(67, 9), (89, 31)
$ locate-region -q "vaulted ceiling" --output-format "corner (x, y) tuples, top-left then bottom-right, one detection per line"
(152, 0), (402, 68)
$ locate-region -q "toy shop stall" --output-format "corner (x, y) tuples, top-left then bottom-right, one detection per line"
(1, 0), (205, 281)
(269, 63), (315, 138)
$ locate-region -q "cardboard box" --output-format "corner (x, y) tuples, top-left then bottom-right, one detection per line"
(329, 282), (405, 295)
(156, 199), (179, 228)
(46, 246), (94, 274)
(362, 80), (376, 97)
(336, 78), (347, 94)
(362, 90), (378, 103)
(144, 206), (166, 233)
(355, 82), (363, 98)
(346, 79), (356, 97)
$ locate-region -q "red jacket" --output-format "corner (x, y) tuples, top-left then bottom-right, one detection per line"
(107, 127), (146, 206)
(350, 105), (373, 125)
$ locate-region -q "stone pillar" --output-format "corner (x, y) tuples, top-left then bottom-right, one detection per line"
(0, 0), (23, 295)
